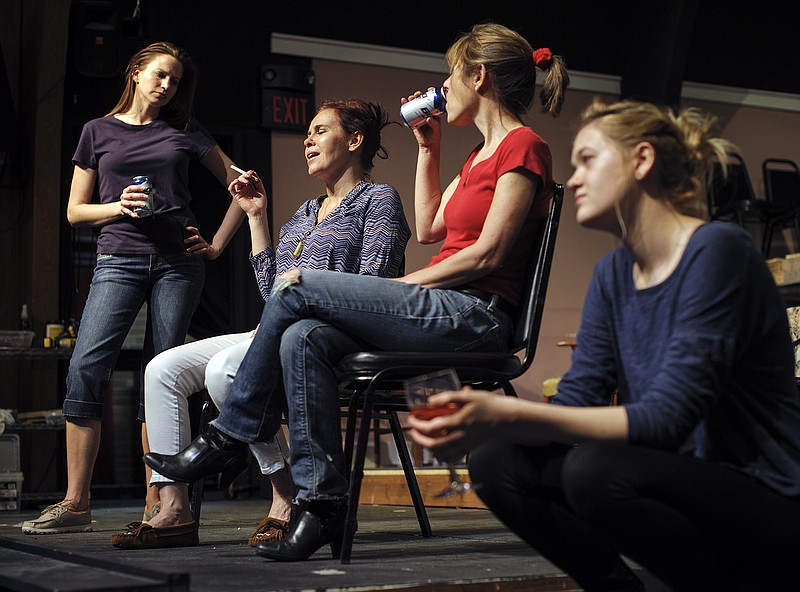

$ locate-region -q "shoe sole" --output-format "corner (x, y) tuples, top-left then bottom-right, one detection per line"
(111, 535), (198, 549)
(22, 525), (92, 534)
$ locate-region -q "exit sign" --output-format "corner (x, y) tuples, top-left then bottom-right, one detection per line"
(261, 90), (313, 132)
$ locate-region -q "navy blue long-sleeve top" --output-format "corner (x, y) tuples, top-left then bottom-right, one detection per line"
(554, 222), (800, 496)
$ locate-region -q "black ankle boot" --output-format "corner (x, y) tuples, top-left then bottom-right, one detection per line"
(255, 500), (346, 562)
(143, 424), (248, 487)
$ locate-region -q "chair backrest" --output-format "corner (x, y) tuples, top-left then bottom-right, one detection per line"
(507, 182), (564, 376)
(763, 158), (800, 207)
(708, 153), (757, 212)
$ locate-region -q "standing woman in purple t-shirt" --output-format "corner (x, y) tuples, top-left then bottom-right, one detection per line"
(21, 42), (245, 535)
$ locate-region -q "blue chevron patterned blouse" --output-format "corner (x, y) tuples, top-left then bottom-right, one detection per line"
(248, 181), (410, 300)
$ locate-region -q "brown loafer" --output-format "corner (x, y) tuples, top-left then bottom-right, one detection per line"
(111, 520), (199, 549)
(248, 516), (289, 547)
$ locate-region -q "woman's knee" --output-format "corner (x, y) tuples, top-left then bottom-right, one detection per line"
(144, 347), (195, 398)
(205, 338), (251, 403)
(278, 320), (330, 364)
(562, 441), (626, 518)
(468, 439), (520, 506)
(144, 349), (172, 387)
(205, 350), (235, 403)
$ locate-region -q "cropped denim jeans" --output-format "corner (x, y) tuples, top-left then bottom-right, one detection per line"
(214, 268), (513, 502)
(63, 252), (204, 421)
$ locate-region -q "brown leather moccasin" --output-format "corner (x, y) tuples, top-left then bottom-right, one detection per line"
(111, 520), (199, 549)
(248, 516), (289, 547)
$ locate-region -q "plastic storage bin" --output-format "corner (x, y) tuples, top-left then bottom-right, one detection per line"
(0, 434), (20, 471)
(0, 434), (22, 510)
(0, 331), (35, 347)
(0, 471), (23, 510)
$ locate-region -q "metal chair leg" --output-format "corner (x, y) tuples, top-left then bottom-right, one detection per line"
(340, 383), (377, 564)
(388, 410), (432, 537)
(189, 392), (215, 523)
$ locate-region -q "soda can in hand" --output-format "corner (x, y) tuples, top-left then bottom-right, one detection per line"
(132, 175), (154, 217)
(401, 88), (447, 128)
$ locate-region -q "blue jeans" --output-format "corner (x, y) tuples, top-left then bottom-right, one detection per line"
(215, 268), (513, 502)
(63, 253), (205, 421)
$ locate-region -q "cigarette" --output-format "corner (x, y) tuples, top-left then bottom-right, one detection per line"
(230, 164), (254, 182)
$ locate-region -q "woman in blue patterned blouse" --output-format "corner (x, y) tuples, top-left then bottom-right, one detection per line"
(110, 99), (410, 549)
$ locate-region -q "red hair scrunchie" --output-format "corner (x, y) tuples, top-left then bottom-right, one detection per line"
(532, 47), (553, 70)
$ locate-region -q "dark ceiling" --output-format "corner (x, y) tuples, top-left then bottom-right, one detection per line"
(261, 0), (799, 97)
(56, 0), (800, 118)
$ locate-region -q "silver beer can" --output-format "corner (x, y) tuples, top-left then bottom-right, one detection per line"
(132, 175), (154, 217)
(400, 87), (447, 128)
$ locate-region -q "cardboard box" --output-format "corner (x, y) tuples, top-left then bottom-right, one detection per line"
(768, 253), (800, 286)
(0, 471), (23, 511)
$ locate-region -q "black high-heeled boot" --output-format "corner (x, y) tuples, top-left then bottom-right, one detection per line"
(255, 500), (346, 562)
(143, 424), (248, 488)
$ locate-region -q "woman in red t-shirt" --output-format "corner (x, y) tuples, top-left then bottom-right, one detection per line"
(144, 22), (570, 562)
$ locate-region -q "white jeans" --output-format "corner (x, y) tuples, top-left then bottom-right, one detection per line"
(144, 331), (286, 484)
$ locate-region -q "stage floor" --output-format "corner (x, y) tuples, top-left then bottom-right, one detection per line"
(0, 497), (667, 591)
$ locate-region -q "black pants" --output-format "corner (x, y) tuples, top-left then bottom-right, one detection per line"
(468, 440), (800, 592)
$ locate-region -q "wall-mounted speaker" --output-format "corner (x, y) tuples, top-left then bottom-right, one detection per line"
(73, 1), (121, 78)
(260, 64), (315, 93)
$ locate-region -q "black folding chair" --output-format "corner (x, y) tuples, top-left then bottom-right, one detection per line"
(707, 154), (764, 224)
(334, 183), (564, 563)
(762, 158), (800, 258)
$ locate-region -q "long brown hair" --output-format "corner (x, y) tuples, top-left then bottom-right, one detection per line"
(445, 23), (570, 120)
(106, 41), (197, 129)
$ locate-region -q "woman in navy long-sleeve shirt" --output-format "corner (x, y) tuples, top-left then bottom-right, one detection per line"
(408, 99), (800, 592)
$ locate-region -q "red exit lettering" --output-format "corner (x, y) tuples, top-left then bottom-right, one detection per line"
(272, 95), (309, 126)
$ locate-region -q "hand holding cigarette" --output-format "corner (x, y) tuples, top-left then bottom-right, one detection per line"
(230, 164), (258, 184)
(227, 165), (266, 212)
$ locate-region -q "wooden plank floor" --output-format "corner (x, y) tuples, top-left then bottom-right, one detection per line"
(360, 468), (486, 509)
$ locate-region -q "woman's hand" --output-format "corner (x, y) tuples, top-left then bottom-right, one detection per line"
(119, 183), (151, 218)
(228, 170), (268, 218)
(184, 226), (221, 259)
(402, 90), (442, 152)
(407, 387), (505, 464)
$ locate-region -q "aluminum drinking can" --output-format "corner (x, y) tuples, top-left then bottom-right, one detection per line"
(400, 87), (447, 128)
(132, 175), (154, 217)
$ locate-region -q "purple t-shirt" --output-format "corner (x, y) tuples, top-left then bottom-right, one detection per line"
(72, 116), (217, 254)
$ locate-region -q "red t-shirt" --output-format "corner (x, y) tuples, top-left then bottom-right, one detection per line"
(426, 127), (553, 307)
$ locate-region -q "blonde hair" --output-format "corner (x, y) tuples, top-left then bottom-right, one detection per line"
(579, 98), (737, 219)
(445, 23), (569, 119)
(106, 41), (197, 129)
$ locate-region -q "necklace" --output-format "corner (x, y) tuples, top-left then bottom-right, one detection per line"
(293, 181), (367, 259)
